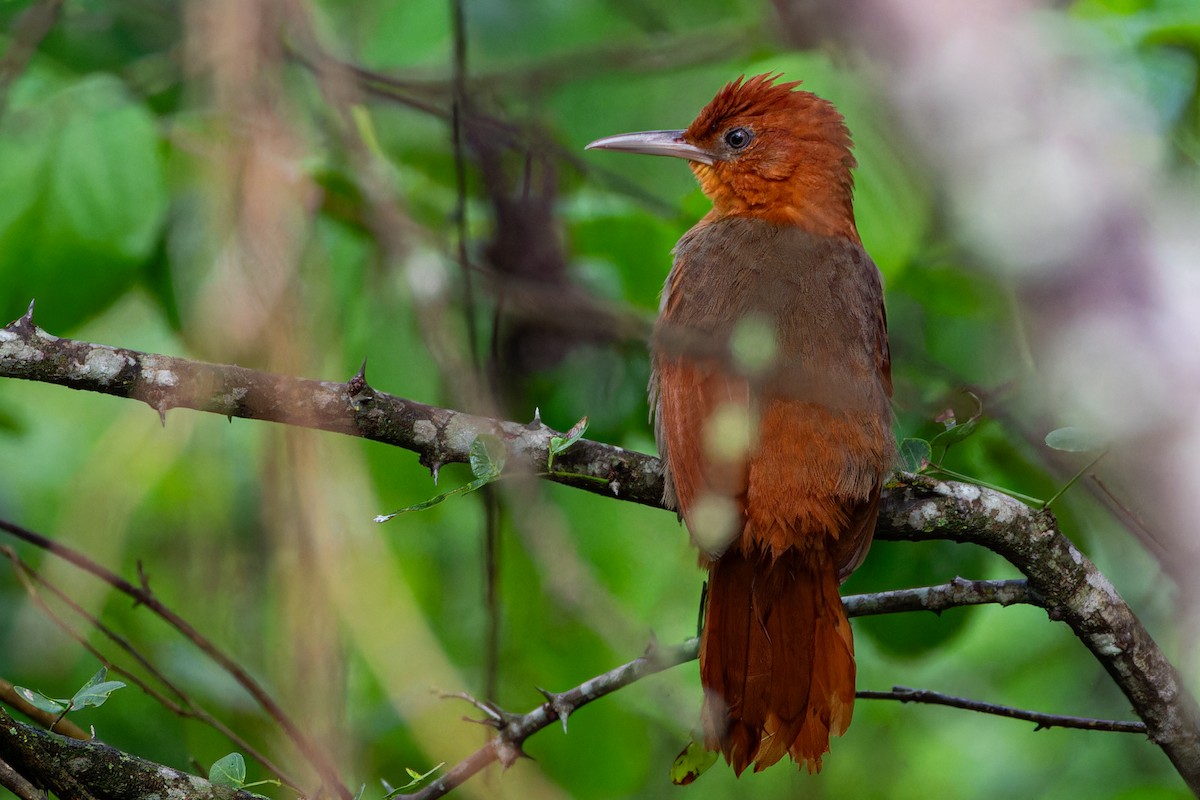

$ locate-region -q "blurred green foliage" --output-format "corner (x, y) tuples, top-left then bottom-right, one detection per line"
(0, 1), (1198, 799)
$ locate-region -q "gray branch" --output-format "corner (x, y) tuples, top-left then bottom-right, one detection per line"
(3, 309), (1200, 794)
(402, 578), (1123, 800)
(0, 707), (257, 800)
(858, 686), (1147, 734)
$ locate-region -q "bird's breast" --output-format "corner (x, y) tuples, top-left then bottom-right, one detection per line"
(655, 215), (887, 412)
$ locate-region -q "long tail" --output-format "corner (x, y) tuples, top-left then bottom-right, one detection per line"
(699, 546), (855, 775)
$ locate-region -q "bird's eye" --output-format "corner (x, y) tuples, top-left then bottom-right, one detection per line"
(724, 127), (752, 150)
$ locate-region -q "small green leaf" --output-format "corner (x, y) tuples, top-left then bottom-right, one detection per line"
(930, 417), (980, 454)
(374, 476), (494, 522)
(209, 753), (248, 788)
(384, 763), (444, 797)
(928, 391), (984, 460)
(899, 438), (933, 472)
(470, 434), (507, 480)
(670, 739), (718, 785)
(548, 416), (589, 469)
(12, 686), (69, 715)
(1044, 426), (1104, 453)
(70, 666), (125, 709)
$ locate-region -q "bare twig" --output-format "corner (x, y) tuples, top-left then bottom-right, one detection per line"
(859, 686), (1147, 734)
(3, 547), (301, 790)
(395, 578), (1127, 800)
(448, 0), (479, 368)
(879, 477), (1200, 793)
(843, 577), (1037, 616)
(0, 514), (347, 799)
(0, 753), (44, 800)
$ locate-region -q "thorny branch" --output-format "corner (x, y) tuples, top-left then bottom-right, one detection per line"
(0, 707), (258, 800)
(398, 579), (1069, 800)
(2, 546), (300, 790)
(857, 687), (1147, 734)
(0, 501), (345, 798)
(2, 314), (1199, 794)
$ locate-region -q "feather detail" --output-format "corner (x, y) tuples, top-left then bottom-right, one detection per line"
(700, 545), (856, 774)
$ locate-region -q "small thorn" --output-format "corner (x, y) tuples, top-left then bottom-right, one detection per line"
(158, 408), (167, 427)
(226, 415), (233, 423)
(537, 687), (572, 733)
(430, 461), (442, 486)
(495, 739), (529, 769)
(462, 714), (503, 730)
(610, 480), (621, 497)
(347, 358), (372, 403)
(24, 299), (35, 321)
(441, 690), (511, 727)
(533, 407), (541, 423)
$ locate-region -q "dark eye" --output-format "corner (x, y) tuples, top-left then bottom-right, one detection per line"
(724, 127), (752, 150)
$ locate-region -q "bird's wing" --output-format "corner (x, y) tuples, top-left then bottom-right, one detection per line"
(652, 354), (750, 558)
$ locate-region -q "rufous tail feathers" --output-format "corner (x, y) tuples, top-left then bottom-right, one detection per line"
(699, 546), (855, 775)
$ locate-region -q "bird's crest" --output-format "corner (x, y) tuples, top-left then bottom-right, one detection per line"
(682, 73), (858, 238)
(687, 73), (804, 137)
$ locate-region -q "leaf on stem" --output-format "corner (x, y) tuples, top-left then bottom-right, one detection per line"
(548, 416), (589, 469)
(899, 438), (933, 472)
(1045, 426), (1104, 453)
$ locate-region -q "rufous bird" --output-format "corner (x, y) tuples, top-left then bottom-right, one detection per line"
(587, 74), (893, 774)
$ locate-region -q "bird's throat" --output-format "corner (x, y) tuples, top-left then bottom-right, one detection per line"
(692, 163), (860, 243)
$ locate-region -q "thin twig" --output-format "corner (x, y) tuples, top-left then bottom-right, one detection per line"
(859, 686), (1147, 733)
(0, 753), (44, 800)
(843, 577), (1037, 616)
(396, 578), (1050, 799)
(3, 548), (301, 791)
(0, 518), (348, 799)
(448, 0), (480, 369)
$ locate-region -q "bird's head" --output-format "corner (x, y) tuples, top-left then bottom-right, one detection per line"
(587, 73), (859, 239)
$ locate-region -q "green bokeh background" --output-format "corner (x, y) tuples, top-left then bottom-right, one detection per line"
(1, 1), (1197, 798)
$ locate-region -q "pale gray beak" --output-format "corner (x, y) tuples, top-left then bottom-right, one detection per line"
(585, 129), (714, 165)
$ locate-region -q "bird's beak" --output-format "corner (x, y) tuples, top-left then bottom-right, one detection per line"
(585, 130), (714, 166)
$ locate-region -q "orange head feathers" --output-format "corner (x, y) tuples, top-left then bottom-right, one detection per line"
(586, 73), (859, 239)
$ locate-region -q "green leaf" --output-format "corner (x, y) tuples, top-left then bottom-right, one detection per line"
(0, 72), (167, 330)
(12, 685), (70, 715)
(930, 390), (984, 457)
(548, 416), (589, 469)
(470, 434), (507, 480)
(383, 763), (444, 796)
(670, 739), (718, 785)
(209, 753), (248, 789)
(69, 666), (126, 710)
(899, 438), (933, 472)
(930, 417), (981, 452)
(1044, 426), (1104, 453)
(374, 476), (494, 522)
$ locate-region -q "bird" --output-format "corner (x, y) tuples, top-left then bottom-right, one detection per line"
(586, 74), (894, 775)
